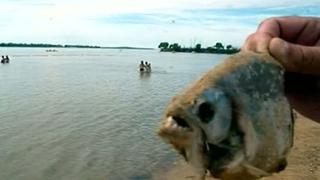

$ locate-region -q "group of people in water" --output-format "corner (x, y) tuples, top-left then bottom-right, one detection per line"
(139, 61), (151, 72)
(1, 55), (10, 64)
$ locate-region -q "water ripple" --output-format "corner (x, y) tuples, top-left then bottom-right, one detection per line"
(0, 48), (225, 180)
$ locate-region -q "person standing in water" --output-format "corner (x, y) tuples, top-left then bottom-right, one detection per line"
(5, 55), (9, 63)
(1, 56), (5, 64)
(146, 62), (151, 72)
(139, 61), (145, 71)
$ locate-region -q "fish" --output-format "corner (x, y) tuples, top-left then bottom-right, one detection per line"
(158, 52), (294, 180)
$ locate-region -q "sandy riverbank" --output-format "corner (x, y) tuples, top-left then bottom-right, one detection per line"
(153, 113), (320, 180)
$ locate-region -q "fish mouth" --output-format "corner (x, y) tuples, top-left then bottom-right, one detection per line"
(158, 116), (194, 160)
(159, 115), (244, 176)
(161, 111), (243, 174)
(162, 116), (192, 132)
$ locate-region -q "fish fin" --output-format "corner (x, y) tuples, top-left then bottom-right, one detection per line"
(243, 164), (271, 177)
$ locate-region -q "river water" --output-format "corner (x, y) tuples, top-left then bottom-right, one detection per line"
(0, 48), (226, 180)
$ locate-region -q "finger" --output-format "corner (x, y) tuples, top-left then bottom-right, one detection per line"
(259, 16), (320, 45)
(255, 33), (272, 52)
(242, 32), (272, 52)
(269, 37), (320, 75)
(242, 33), (256, 51)
(257, 18), (281, 37)
(294, 17), (320, 46)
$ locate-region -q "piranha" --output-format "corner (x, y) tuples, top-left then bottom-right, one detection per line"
(158, 52), (294, 180)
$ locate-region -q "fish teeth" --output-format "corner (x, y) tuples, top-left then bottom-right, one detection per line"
(168, 116), (174, 124)
(179, 127), (190, 132)
(165, 116), (190, 131)
(205, 141), (210, 151)
(172, 123), (178, 129)
(165, 116), (175, 128)
(182, 127), (189, 131)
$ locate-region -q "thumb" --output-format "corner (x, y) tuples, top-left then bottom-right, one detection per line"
(269, 37), (320, 75)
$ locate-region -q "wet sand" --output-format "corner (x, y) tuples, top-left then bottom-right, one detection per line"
(153, 114), (320, 180)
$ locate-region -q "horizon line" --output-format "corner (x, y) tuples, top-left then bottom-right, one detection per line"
(0, 42), (155, 50)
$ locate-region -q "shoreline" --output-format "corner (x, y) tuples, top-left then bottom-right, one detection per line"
(0, 43), (154, 50)
(0, 46), (155, 50)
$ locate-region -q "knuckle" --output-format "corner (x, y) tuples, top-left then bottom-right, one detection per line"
(259, 17), (277, 27)
(246, 33), (255, 41)
(243, 33), (257, 50)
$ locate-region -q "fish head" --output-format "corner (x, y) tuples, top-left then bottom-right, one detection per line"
(158, 52), (294, 179)
(158, 87), (243, 179)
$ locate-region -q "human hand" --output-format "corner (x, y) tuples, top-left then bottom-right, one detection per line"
(242, 16), (320, 123)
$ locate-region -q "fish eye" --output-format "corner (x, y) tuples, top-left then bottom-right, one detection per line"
(197, 102), (215, 123)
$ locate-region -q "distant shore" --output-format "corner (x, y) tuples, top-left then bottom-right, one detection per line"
(160, 48), (240, 54)
(0, 43), (154, 50)
(158, 42), (240, 54)
(0, 42), (240, 54)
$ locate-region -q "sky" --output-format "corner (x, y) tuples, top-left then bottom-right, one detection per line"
(0, 0), (319, 48)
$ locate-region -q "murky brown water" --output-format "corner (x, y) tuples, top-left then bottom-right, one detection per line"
(0, 48), (226, 180)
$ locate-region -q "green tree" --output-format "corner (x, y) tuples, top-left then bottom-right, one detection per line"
(169, 43), (181, 52)
(226, 45), (232, 50)
(214, 42), (224, 50)
(194, 43), (202, 52)
(158, 42), (169, 49)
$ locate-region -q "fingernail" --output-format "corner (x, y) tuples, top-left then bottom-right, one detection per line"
(257, 42), (269, 53)
(283, 41), (289, 56)
(272, 38), (288, 60)
(278, 41), (289, 64)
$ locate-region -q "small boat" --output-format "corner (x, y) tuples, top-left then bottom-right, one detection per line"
(46, 49), (58, 52)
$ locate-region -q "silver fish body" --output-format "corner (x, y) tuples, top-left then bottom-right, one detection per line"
(158, 52), (294, 180)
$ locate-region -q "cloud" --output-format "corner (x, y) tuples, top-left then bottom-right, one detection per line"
(98, 6), (320, 24)
(0, 0), (319, 47)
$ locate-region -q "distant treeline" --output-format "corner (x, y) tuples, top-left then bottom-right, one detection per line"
(158, 42), (240, 54)
(0, 43), (100, 48)
(0, 43), (155, 50)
